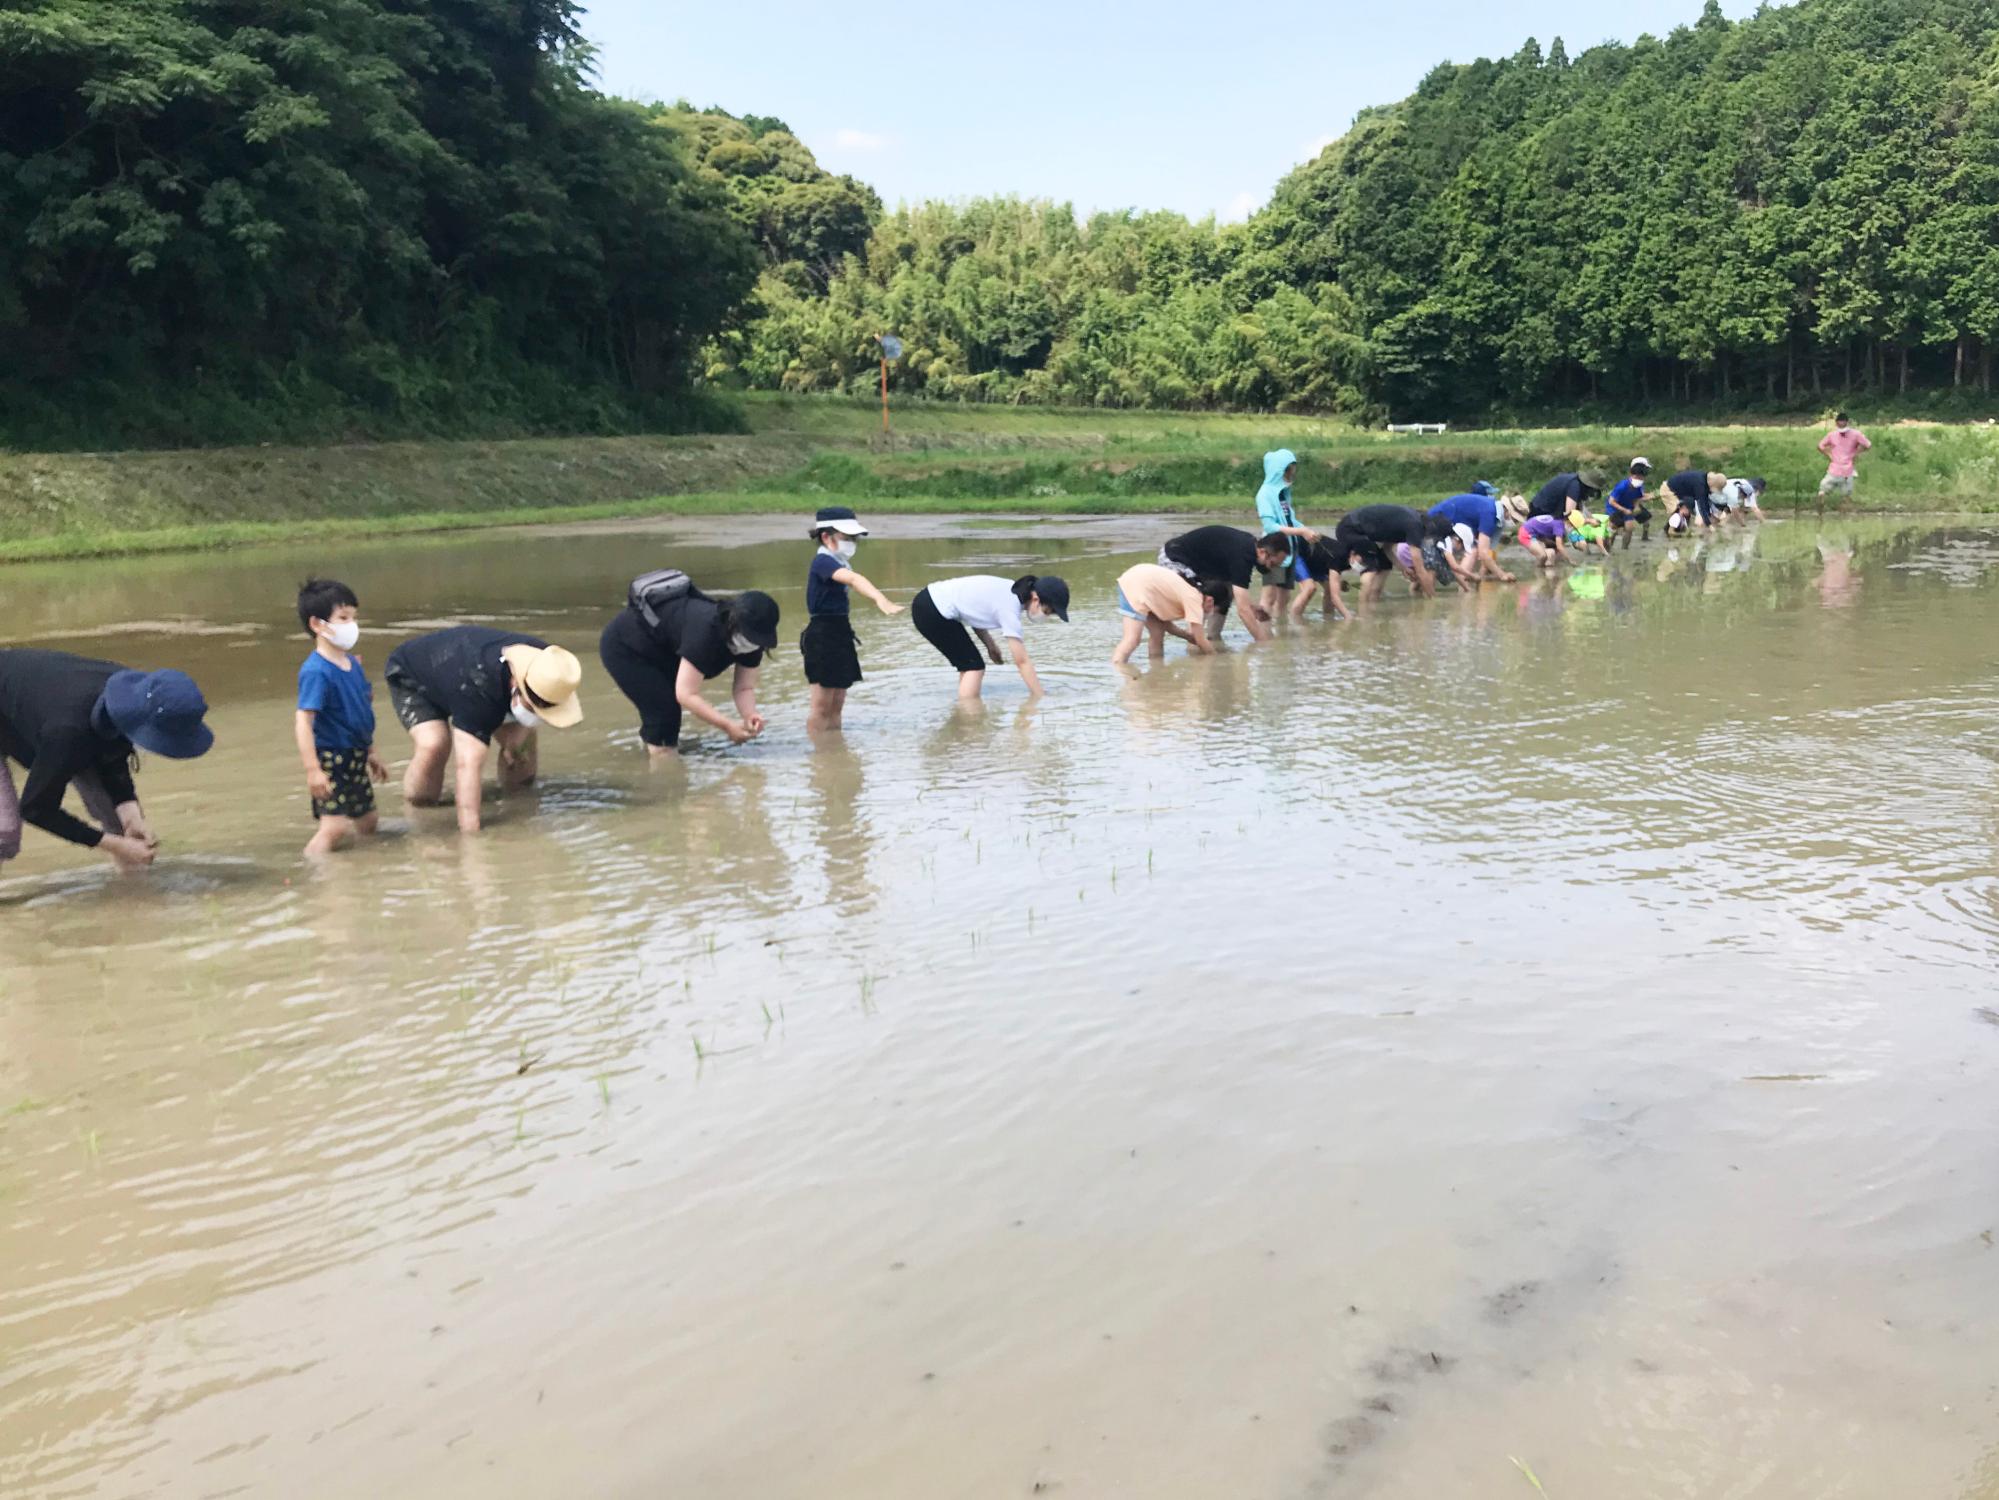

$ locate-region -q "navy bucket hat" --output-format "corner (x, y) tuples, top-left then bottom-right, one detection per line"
(101, 669), (215, 759)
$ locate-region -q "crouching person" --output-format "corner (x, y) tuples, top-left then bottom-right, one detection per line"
(385, 627), (583, 834)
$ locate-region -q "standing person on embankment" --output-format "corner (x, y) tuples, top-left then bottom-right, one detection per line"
(0, 650), (214, 870)
(599, 570), (779, 761)
(1818, 412), (1871, 502)
(1252, 449), (1318, 620)
(384, 627), (583, 834)
(910, 573), (1070, 700)
(1158, 525), (1285, 644)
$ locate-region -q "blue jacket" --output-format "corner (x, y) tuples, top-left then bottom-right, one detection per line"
(1255, 449), (1299, 561)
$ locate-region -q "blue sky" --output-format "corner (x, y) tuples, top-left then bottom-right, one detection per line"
(581, 0), (1760, 221)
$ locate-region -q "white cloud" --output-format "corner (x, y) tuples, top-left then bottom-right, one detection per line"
(1222, 190), (1261, 223)
(832, 128), (890, 151)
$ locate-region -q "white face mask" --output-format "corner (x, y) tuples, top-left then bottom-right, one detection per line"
(510, 700), (541, 728)
(728, 632), (759, 656)
(834, 538), (858, 559)
(320, 619), (360, 651)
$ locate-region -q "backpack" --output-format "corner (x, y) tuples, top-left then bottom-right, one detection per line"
(627, 568), (697, 630)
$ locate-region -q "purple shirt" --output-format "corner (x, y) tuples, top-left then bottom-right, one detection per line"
(1520, 515), (1566, 542)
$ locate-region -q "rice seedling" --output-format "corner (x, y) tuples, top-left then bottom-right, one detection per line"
(1510, 1457), (1549, 1496)
(596, 1073), (611, 1107)
(513, 1106), (527, 1144)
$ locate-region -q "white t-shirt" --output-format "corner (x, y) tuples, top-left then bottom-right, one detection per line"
(1721, 478), (1761, 509)
(925, 575), (1026, 639)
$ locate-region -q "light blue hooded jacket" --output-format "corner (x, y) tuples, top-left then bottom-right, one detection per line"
(1255, 449), (1300, 565)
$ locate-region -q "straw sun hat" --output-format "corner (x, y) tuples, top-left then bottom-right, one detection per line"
(499, 643), (584, 727)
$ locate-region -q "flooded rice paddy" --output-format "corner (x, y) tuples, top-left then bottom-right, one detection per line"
(4, 513), (1999, 1499)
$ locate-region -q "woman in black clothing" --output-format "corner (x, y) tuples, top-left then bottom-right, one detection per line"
(599, 586), (781, 761)
(0, 649), (215, 869)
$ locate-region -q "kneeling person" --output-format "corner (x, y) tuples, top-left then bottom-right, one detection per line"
(386, 626), (583, 834)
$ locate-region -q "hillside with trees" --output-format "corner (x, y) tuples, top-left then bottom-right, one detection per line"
(0, 1), (757, 447)
(732, 0), (1999, 419)
(2, 0), (1995, 449)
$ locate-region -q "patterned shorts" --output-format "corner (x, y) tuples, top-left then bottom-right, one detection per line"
(312, 747), (376, 821)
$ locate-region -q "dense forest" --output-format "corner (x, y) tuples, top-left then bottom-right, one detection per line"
(0, 0), (758, 446)
(729, 0), (1999, 417)
(2, 0), (1996, 448)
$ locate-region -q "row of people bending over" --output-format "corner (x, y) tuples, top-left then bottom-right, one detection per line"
(0, 477), (1767, 867)
(0, 508), (1071, 864)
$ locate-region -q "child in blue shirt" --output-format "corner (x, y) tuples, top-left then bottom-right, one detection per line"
(1605, 459), (1653, 547)
(293, 578), (386, 856)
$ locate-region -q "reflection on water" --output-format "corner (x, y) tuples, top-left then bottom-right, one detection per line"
(3, 514), (1999, 1499)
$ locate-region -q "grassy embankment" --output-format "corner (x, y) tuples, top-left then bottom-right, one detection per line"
(2, 395), (1992, 563)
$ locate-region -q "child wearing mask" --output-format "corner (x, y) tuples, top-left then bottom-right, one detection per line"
(294, 578), (387, 856)
(802, 507), (903, 735)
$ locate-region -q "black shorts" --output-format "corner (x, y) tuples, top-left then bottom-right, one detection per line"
(1607, 505), (1651, 528)
(801, 615), (862, 689)
(385, 665), (447, 732)
(912, 588), (987, 674)
(311, 746), (376, 821)
(599, 612), (687, 748)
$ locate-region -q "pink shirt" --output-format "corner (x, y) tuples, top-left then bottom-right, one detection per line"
(1819, 426), (1871, 478)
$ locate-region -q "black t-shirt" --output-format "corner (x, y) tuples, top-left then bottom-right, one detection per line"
(385, 626), (546, 744)
(1163, 526), (1258, 589)
(1530, 473), (1594, 517)
(0, 649), (141, 848)
(621, 595), (764, 678)
(1335, 505), (1425, 548)
(1301, 536), (1381, 579)
(1665, 470), (1709, 504)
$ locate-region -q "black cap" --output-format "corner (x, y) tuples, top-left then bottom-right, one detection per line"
(728, 590), (781, 651)
(1031, 575), (1070, 621)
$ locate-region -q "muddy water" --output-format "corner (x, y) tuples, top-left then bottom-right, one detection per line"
(3, 514), (1999, 1500)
